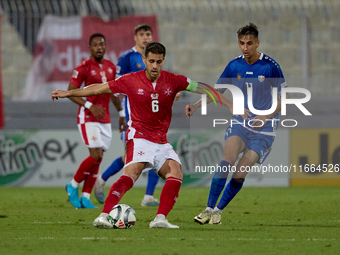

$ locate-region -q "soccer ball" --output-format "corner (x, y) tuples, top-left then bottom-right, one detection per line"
(108, 204), (136, 229)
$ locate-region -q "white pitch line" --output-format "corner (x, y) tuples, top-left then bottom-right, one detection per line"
(231, 238), (337, 242)
(5, 237), (337, 242)
(34, 222), (89, 224)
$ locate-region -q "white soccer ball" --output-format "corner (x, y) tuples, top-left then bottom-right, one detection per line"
(108, 204), (136, 229)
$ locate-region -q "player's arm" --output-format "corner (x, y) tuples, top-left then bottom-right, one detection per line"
(67, 83), (107, 120)
(52, 83), (112, 100)
(251, 92), (290, 129)
(110, 94), (127, 132)
(184, 81), (232, 117)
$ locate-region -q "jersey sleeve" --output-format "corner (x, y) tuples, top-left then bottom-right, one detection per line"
(271, 65), (287, 96)
(108, 75), (128, 95)
(116, 55), (130, 77)
(215, 63), (232, 93)
(69, 63), (87, 88)
(173, 74), (191, 92)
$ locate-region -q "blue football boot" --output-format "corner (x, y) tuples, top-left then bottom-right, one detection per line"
(65, 183), (81, 208)
(80, 197), (98, 209)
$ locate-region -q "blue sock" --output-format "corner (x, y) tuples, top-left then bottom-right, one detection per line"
(216, 178), (244, 210)
(207, 160), (231, 208)
(145, 170), (160, 196)
(101, 156), (124, 181)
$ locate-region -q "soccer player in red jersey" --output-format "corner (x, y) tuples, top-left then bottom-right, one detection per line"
(65, 33), (126, 209)
(52, 42), (230, 228)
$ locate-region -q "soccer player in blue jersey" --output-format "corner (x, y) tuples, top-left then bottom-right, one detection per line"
(94, 24), (180, 206)
(186, 23), (288, 225)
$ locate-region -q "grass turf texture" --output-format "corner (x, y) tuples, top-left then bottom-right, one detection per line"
(0, 187), (339, 255)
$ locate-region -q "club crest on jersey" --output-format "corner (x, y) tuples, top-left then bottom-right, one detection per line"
(108, 68), (113, 73)
(116, 66), (121, 74)
(72, 70), (78, 78)
(237, 73), (242, 80)
(137, 63), (142, 69)
(138, 89), (144, 95)
(100, 71), (106, 77)
(258, 75), (265, 82)
(164, 88), (172, 96)
(151, 93), (159, 100)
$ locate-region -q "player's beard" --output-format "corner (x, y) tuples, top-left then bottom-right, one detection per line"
(93, 55), (103, 62)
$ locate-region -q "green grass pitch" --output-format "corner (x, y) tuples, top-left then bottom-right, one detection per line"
(0, 186), (339, 255)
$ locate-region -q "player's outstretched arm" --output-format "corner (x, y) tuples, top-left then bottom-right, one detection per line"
(51, 83), (111, 101)
(185, 81), (232, 118)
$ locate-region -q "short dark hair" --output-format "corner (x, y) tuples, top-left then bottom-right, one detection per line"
(89, 33), (105, 45)
(144, 42), (166, 57)
(134, 24), (152, 35)
(237, 23), (259, 39)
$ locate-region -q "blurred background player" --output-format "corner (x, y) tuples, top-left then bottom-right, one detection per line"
(94, 24), (180, 206)
(51, 42), (230, 228)
(65, 33), (126, 209)
(187, 23), (288, 225)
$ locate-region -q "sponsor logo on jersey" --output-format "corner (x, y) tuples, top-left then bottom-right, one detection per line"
(137, 63), (142, 69)
(164, 88), (172, 96)
(91, 70), (97, 76)
(258, 75), (265, 82)
(246, 71), (253, 75)
(138, 89), (144, 95)
(237, 73), (242, 80)
(151, 93), (159, 100)
(72, 70), (78, 78)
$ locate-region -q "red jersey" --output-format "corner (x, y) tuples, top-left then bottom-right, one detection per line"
(108, 70), (190, 143)
(70, 58), (116, 124)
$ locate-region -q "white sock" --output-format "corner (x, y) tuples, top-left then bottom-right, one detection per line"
(155, 214), (165, 220)
(213, 207), (223, 214)
(143, 194), (153, 200)
(71, 179), (79, 188)
(97, 175), (105, 185)
(205, 207), (213, 212)
(82, 192), (90, 199)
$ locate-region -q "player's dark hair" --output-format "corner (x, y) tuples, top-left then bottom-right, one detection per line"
(237, 23), (259, 39)
(134, 24), (153, 35)
(144, 42), (166, 57)
(89, 33), (106, 45)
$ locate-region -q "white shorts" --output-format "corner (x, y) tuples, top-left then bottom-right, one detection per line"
(125, 138), (181, 173)
(78, 122), (112, 151)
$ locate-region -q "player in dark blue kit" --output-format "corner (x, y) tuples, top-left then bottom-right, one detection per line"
(95, 24), (180, 206)
(186, 23), (289, 225)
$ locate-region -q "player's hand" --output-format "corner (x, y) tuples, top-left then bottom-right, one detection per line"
(185, 104), (197, 118)
(119, 117), (127, 132)
(250, 115), (268, 129)
(51, 90), (69, 101)
(231, 107), (251, 120)
(175, 92), (181, 101)
(89, 104), (105, 120)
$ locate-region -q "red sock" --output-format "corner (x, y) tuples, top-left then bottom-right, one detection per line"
(82, 158), (101, 194)
(157, 177), (182, 217)
(73, 156), (99, 183)
(102, 175), (134, 213)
